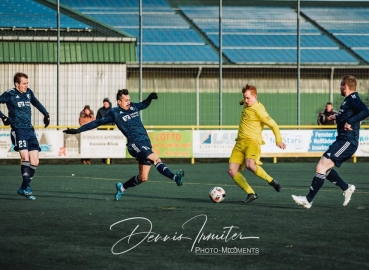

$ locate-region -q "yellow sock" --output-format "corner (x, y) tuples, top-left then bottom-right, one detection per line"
(233, 172), (255, 194)
(254, 166), (273, 183)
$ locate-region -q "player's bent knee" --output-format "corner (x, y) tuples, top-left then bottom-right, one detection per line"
(32, 160), (40, 166)
(228, 169), (237, 178)
(246, 165), (256, 172)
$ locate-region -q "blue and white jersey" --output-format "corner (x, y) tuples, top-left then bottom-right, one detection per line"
(79, 98), (152, 144)
(336, 92), (369, 146)
(0, 88), (48, 129)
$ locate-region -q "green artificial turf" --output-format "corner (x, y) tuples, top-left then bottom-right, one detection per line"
(0, 162), (368, 270)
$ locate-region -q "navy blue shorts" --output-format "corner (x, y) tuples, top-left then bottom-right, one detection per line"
(11, 128), (41, 152)
(323, 140), (357, 167)
(127, 140), (153, 165)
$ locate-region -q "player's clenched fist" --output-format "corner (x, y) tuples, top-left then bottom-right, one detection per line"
(147, 92), (158, 101)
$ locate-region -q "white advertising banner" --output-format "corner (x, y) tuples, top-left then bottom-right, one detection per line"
(65, 130), (127, 158)
(193, 129), (369, 158)
(0, 130), (127, 159)
(0, 131), (13, 158)
(356, 130), (369, 157)
(261, 129), (337, 156)
(0, 129), (368, 159)
(0, 130), (65, 159)
(193, 130), (238, 157)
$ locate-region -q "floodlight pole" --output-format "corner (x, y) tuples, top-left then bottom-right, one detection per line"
(219, 0), (223, 126)
(297, 0), (301, 126)
(57, 0), (60, 126)
(139, 0), (143, 100)
(196, 66), (202, 126)
(330, 67), (335, 103)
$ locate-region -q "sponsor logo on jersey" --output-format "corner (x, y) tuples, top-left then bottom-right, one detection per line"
(122, 115), (131, 121)
(17, 101), (25, 107)
(122, 112), (139, 121)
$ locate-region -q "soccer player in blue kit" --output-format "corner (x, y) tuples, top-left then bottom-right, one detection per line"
(0, 72), (50, 200)
(292, 75), (369, 208)
(63, 89), (184, 200)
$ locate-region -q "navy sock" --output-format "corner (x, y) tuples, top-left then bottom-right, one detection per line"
(21, 161), (31, 189)
(29, 164), (37, 182)
(306, 173), (325, 202)
(155, 162), (175, 180)
(123, 175), (141, 190)
(326, 169), (348, 191)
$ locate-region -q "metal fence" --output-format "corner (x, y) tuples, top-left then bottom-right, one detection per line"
(0, 0), (368, 127)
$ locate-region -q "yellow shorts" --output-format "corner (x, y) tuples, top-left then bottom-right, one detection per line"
(229, 139), (262, 167)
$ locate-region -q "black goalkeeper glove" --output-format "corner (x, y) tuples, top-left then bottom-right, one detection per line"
(147, 92), (158, 101)
(1, 115), (11, 126)
(63, 128), (80, 134)
(44, 114), (50, 128)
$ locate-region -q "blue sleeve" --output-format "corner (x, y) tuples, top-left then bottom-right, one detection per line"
(133, 97), (152, 111)
(0, 91), (10, 104)
(30, 89), (48, 116)
(347, 100), (369, 125)
(0, 92), (10, 117)
(78, 111), (115, 132)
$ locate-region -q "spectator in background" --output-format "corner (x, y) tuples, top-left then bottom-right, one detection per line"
(96, 98), (113, 121)
(96, 98), (114, 164)
(317, 102), (338, 125)
(79, 105), (95, 164)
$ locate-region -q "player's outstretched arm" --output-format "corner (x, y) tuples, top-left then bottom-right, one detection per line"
(140, 92), (158, 109)
(63, 128), (80, 134)
(66, 117), (110, 133)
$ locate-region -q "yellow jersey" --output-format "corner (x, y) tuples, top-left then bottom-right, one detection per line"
(236, 101), (282, 145)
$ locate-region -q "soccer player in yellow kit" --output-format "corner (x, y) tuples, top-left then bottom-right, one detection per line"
(228, 84), (286, 203)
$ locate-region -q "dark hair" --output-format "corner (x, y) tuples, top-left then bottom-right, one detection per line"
(117, 89), (129, 100)
(14, 72), (28, 85)
(326, 102), (333, 106)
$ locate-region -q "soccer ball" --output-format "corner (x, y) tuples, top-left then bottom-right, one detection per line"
(209, 187), (226, 203)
